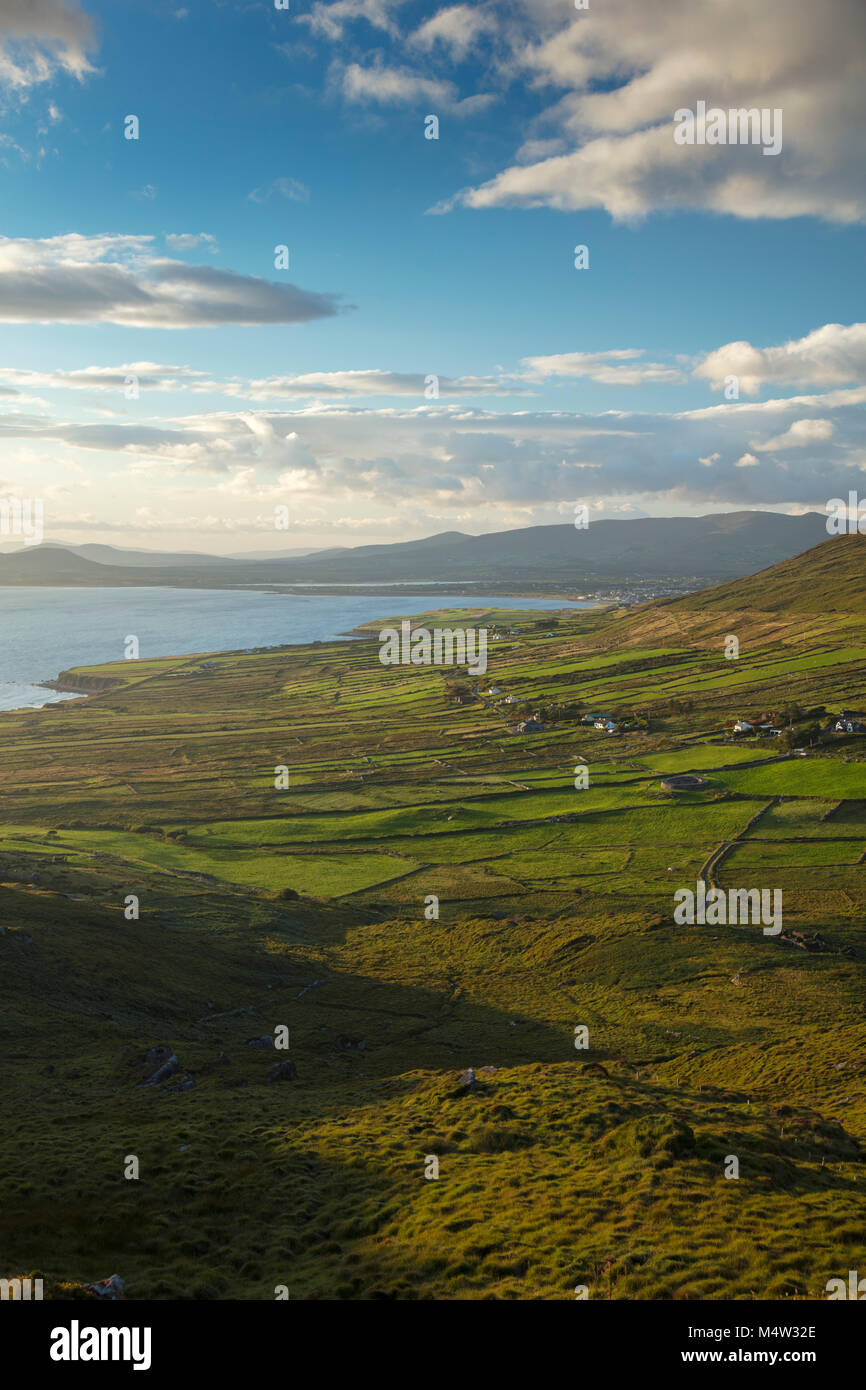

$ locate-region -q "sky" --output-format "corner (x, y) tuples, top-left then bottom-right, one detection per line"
(0, 0), (864, 553)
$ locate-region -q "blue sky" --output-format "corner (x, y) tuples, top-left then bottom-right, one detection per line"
(0, 0), (864, 551)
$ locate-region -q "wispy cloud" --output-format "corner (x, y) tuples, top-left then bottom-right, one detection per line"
(247, 177), (310, 204)
(521, 350), (686, 387)
(299, 0), (406, 42)
(410, 4), (495, 60)
(164, 232), (219, 253)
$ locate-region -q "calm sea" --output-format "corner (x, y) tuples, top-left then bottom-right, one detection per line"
(0, 587), (593, 710)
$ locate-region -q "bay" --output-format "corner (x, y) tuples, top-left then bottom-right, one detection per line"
(0, 586), (594, 710)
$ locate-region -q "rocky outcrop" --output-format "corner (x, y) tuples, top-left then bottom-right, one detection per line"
(133, 1046), (179, 1087)
(39, 671), (125, 696)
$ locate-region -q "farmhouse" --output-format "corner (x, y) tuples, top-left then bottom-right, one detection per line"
(733, 719), (754, 733)
(517, 718), (545, 733)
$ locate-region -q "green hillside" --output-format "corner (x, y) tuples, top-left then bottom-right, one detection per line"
(1, 562), (865, 1301)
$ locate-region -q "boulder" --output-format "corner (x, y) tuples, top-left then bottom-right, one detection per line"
(266, 1060), (298, 1083)
(139, 1054), (178, 1087)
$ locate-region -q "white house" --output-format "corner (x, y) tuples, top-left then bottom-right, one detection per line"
(733, 719), (753, 733)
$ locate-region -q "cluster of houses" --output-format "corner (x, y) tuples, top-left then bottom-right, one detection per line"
(484, 689), (625, 736)
(581, 711), (625, 734)
(491, 696), (630, 735)
(829, 714), (866, 735)
(731, 718), (781, 737)
(728, 708), (866, 742)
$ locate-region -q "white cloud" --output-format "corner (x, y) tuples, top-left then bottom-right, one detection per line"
(339, 58), (455, 108)
(0, 0), (96, 91)
(752, 418), (835, 451)
(0, 233), (342, 327)
(411, 4), (494, 60)
(3, 384), (860, 513)
(0, 362), (212, 392)
(695, 322), (866, 394)
(0, 363), (518, 401)
(439, 0), (866, 223)
(336, 55), (494, 114)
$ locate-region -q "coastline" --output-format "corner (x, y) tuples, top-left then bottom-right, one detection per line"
(37, 672), (125, 696)
(5, 589), (607, 713)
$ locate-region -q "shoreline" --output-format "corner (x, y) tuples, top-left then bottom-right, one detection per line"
(7, 592), (608, 713)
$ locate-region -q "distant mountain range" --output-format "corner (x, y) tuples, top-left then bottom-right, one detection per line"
(0, 511), (831, 588)
(0, 541), (326, 566)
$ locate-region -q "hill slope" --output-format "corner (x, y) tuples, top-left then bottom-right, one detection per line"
(667, 533), (866, 614)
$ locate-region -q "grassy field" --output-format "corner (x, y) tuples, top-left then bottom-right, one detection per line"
(2, 544), (866, 1300)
